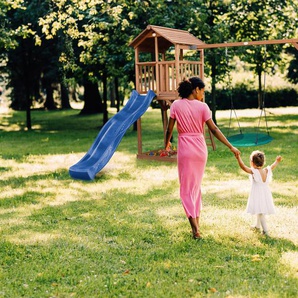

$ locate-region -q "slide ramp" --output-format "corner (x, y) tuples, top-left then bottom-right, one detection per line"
(69, 90), (156, 180)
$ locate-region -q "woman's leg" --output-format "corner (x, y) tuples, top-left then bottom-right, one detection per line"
(188, 217), (200, 239)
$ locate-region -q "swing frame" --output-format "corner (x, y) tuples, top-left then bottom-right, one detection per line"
(225, 45), (270, 145)
(196, 38), (298, 146)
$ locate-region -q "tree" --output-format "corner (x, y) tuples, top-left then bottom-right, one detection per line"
(38, 0), (130, 116)
(229, 0), (298, 108)
(286, 46), (298, 84)
(0, 0), (24, 52)
(3, 0), (69, 111)
(38, 0), (197, 119)
(190, 0), (231, 123)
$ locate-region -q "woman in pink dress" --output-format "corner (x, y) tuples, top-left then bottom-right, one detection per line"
(165, 77), (240, 239)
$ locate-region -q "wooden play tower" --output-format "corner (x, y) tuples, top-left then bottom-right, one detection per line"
(129, 25), (215, 161)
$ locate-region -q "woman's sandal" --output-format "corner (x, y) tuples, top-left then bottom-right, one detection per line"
(193, 232), (201, 240)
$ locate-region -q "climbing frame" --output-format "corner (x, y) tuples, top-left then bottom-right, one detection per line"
(129, 25), (215, 161)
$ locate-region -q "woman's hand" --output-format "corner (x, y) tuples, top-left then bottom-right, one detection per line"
(230, 146), (240, 157)
(165, 142), (172, 152)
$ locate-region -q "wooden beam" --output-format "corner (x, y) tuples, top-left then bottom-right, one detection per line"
(154, 35), (160, 95)
(292, 42), (298, 50)
(193, 39), (298, 49)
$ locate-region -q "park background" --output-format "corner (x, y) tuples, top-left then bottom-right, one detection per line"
(0, 0), (298, 297)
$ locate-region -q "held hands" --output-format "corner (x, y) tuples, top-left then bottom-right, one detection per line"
(230, 146), (240, 158)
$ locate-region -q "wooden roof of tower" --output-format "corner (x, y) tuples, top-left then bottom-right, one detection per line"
(129, 25), (205, 52)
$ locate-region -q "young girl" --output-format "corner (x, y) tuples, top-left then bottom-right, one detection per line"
(235, 150), (282, 236)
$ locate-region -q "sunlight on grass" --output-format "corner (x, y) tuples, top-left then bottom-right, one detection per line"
(96, 152), (178, 195)
(273, 206), (298, 245)
(156, 205), (182, 222)
(0, 122), (22, 132)
(0, 106), (297, 297)
(271, 181), (298, 198)
(280, 252), (298, 278)
(6, 231), (62, 245)
(0, 154), (75, 180)
(203, 178), (251, 198)
(0, 216), (27, 227)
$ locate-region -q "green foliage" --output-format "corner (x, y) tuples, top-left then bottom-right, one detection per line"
(228, 0), (297, 76)
(228, 0), (298, 108)
(0, 0), (297, 115)
(0, 0), (26, 51)
(2, 0), (65, 110)
(206, 86), (298, 110)
(286, 46), (298, 84)
(191, 0), (231, 81)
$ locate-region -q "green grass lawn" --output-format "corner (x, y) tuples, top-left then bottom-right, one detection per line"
(0, 105), (297, 297)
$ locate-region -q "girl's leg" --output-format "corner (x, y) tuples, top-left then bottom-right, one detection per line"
(255, 214), (261, 229)
(251, 214), (261, 232)
(259, 214), (268, 235)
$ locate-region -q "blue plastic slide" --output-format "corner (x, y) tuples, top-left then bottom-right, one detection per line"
(69, 90), (156, 180)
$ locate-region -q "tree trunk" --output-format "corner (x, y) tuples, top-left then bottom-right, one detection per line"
(44, 85), (57, 110)
(211, 63), (217, 125)
(26, 92), (32, 130)
(109, 79), (116, 108)
(80, 80), (103, 115)
(102, 72), (109, 124)
(115, 77), (120, 112)
(61, 82), (71, 109)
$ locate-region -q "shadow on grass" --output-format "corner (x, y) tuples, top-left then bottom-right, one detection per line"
(0, 181), (297, 297)
(0, 169), (75, 186)
(0, 191), (44, 208)
(260, 234), (297, 251)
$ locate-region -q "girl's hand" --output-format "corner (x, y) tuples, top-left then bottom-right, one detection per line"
(276, 155), (282, 162)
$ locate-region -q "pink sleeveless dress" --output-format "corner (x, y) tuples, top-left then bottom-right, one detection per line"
(170, 99), (211, 218)
(246, 166), (275, 215)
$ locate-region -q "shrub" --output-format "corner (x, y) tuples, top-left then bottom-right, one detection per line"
(205, 86), (298, 110)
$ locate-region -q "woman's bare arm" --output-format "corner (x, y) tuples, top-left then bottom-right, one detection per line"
(165, 117), (176, 150)
(205, 118), (240, 157)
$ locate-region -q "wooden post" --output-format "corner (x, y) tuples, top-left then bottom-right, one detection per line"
(135, 47), (140, 92)
(200, 49), (204, 80)
(154, 35), (160, 95)
(137, 118), (142, 155)
(175, 45), (180, 83)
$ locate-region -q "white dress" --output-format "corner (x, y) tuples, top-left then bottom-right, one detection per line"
(246, 166), (275, 215)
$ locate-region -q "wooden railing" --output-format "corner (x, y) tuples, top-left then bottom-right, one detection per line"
(136, 60), (203, 97)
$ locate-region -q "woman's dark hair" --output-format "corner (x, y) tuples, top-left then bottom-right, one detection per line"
(177, 77), (205, 98)
(177, 79), (193, 98)
(189, 77), (205, 90)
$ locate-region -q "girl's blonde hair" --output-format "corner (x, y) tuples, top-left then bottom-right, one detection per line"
(250, 150), (265, 167)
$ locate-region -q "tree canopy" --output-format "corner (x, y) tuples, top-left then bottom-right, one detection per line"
(0, 0), (297, 121)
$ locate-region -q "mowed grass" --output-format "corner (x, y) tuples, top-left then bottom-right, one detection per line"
(0, 104), (297, 298)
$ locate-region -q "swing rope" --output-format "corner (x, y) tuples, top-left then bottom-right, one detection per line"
(226, 48), (242, 137)
(255, 45), (270, 144)
(226, 45), (273, 147)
